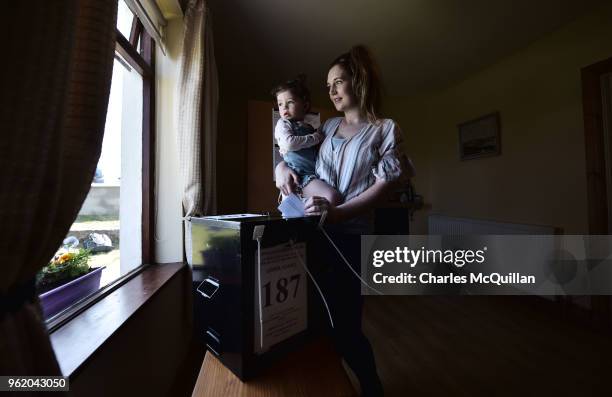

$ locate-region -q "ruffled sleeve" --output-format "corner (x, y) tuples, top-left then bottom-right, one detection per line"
(371, 120), (414, 181)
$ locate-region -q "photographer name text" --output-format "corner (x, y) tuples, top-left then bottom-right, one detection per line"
(370, 247), (535, 285)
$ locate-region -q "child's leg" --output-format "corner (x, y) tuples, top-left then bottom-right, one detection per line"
(302, 179), (343, 206)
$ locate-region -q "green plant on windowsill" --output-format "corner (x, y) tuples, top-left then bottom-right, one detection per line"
(36, 248), (92, 294)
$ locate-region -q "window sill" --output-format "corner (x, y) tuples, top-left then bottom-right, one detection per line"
(49, 262), (186, 377)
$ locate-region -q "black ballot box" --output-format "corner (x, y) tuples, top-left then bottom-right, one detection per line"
(189, 214), (327, 381)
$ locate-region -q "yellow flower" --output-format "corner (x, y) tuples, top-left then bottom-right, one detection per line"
(58, 252), (74, 264)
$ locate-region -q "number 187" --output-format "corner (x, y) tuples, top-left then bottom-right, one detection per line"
(262, 274), (301, 307)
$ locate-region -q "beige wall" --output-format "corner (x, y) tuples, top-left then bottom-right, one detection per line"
(155, 18), (184, 263)
(384, 3), (612, 234)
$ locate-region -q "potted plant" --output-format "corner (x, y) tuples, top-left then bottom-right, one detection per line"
(37, 247), (104, 318)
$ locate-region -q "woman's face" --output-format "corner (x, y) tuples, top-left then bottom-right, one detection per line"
(327, 64), (357, 112)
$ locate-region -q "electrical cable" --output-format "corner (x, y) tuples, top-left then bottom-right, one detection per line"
(318, 210), (384, 296)
(289, 240), (334, 328)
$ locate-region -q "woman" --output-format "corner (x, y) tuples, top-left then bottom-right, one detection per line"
(275, 45), (414, 397)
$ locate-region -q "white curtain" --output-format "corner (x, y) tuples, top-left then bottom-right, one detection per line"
(176, 0), (218, 219)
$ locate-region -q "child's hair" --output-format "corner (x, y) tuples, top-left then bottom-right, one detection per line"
(270, 74), (311, 111)
(330, 45), (382, 123)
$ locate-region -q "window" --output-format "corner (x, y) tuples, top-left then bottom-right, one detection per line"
(38, 1), (155, 324)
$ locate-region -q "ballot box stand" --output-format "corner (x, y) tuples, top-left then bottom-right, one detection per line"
(190, 214), (326, 381)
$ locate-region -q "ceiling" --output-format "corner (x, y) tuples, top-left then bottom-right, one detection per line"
(209, 0), (604, 100)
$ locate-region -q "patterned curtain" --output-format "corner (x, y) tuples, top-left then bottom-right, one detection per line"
(176, 0), (219, 218)
(0, 0), (117, 375)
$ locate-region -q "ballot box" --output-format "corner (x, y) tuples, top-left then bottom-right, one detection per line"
(189, 214), (325, 381)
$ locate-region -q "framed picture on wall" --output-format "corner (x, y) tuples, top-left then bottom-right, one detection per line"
(458, 112), (501, 160)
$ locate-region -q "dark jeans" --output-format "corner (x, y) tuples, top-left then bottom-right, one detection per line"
(316, 229), (384, 397)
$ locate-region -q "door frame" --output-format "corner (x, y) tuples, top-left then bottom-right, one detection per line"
(582, 57), (612, 234)
(581, 57), (612, 329)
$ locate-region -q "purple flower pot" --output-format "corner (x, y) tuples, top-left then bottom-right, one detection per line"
(39, 267), (104, 318)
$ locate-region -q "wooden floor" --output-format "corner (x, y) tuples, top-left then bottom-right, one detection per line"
(362, 296), (611, 396)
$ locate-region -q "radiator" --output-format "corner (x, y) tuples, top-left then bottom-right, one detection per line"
(428, 214), (560, 235)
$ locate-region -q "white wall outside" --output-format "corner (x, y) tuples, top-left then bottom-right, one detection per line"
(78, 184), (120, 216)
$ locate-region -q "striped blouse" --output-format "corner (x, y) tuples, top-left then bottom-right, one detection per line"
(316, 117), (407, 200)
(315, 117), (411, 233)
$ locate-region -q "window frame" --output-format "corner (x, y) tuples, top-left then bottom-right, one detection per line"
(46, 19), (156, 332)
(113, 21), (156, 265)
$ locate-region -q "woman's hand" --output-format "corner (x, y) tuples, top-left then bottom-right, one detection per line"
(303, 196), (342, 223)
(275, 161), (299, 196)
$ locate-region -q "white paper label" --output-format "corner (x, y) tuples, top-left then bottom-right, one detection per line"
(254, 242), (308, 354)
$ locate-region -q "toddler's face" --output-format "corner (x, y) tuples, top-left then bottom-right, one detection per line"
(276, 90), (307, 121)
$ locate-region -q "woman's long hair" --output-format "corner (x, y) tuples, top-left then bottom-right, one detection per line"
(330, 45), (382, 123)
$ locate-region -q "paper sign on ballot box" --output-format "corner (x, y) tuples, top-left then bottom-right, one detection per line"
(254, 242), (308, 354)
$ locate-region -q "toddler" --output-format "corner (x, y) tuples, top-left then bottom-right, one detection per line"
(271, 75), (342, 206)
